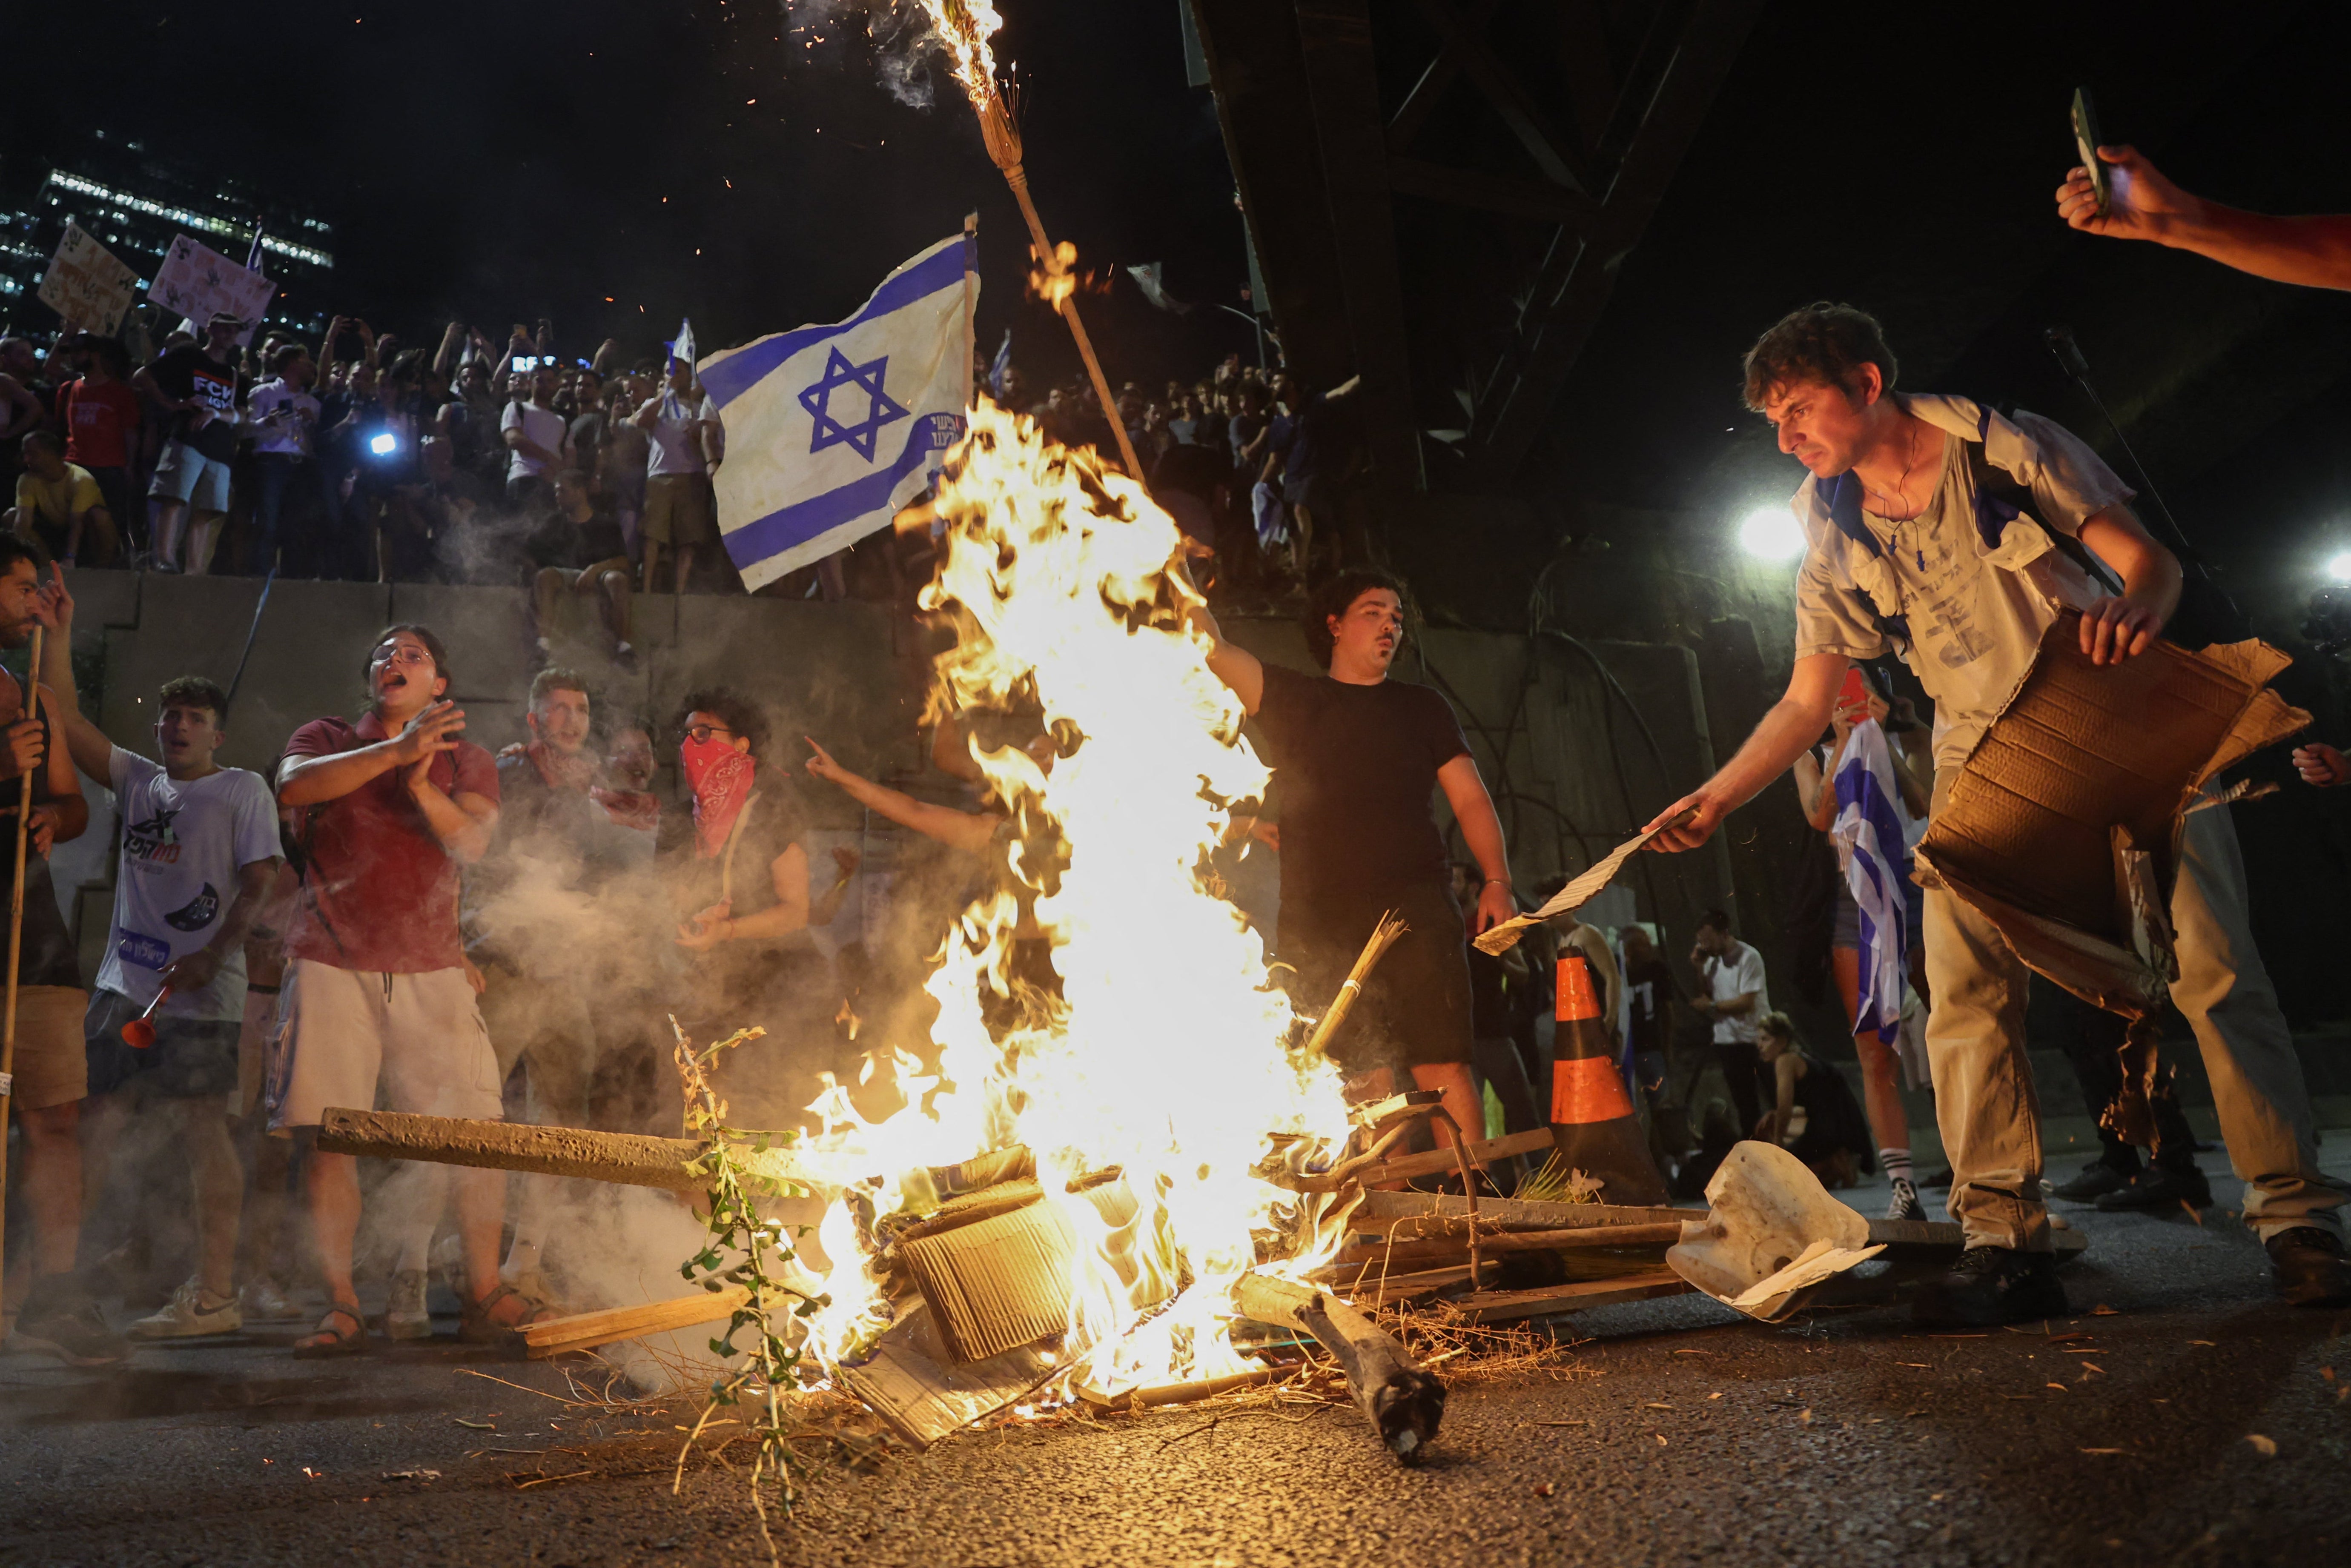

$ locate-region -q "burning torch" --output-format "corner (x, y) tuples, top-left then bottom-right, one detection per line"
(919, 0), (1146, 486)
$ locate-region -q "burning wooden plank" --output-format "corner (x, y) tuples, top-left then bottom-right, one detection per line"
(1232, 1273), (1444, 1461)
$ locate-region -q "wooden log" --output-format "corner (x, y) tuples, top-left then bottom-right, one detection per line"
(1334, 1222), (1689, 1272)
(1447, 1270), (1694, 1324)
(315, 1107), (813, 1193)
(1353, 1129), (1556, 1187)
(1354, 1189), (1706, 1233)
(1233, 1273), (1444, 1462)
(1335, 1265), (1478, 1308)
(1074, 1366), (1282, 1410)
(522, 1285), (754, 1358)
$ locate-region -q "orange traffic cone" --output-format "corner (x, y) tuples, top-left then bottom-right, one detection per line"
(1550, 953), (1670, 1206)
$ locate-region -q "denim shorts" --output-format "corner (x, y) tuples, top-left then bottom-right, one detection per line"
(148, 439), (233, 513)
(85, 987), (241, 1100)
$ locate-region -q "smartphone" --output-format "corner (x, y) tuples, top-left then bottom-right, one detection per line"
(1837, 667), (1869, 716)
(513, 355), (540, 373)
(2071, 87), (2107, 215)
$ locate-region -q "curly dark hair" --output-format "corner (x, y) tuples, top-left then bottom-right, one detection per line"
(674, 687), (768, 760)
(1740, 302), (1898, 412)
(1302, 568), (1409, 670)
(157, 675), (231, 726)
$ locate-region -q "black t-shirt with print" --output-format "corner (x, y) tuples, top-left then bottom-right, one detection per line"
(149, 345), (240, 462)
(1252, 664), (1471, 909)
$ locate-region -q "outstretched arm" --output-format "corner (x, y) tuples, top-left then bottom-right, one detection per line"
(805, 738), (999, 854)
(2059, 145), (2351, 291)
(1649, 652), (1848, 851)
(1188, 604), (1265, 715)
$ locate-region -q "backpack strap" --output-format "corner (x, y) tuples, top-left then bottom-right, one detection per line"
(1965, 405), (2122, 594)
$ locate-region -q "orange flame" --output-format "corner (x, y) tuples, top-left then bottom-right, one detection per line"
(790, 400), (1354, 1397)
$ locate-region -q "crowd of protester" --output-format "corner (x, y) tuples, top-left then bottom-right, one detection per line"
(1006, 352), (1362, 592)
(0, 306), (1364, 642)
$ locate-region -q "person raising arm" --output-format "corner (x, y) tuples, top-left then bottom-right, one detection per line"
(2058, 144), (2351, 292)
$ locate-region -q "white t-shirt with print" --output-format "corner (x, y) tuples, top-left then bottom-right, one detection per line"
(502, 400), (569, 481)
(95, 751), (281, 1021)
(1702, 939), (1769, 1047)
(247, 378), (321, 458)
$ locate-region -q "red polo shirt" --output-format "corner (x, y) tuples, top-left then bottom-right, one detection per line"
(281, 710), (499, 973)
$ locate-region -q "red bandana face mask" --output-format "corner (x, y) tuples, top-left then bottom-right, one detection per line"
(681, 735), (756, 856)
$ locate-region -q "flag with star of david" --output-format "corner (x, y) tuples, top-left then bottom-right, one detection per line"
(697, 233), (976, 589)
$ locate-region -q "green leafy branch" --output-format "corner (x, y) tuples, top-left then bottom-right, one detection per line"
(668, 1021), (831, 1562)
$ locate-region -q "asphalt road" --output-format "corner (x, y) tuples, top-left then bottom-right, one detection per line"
(5, 1155), (2346, 1568)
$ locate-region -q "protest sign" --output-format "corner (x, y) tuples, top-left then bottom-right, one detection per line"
(147, 234), (275, 343)
(36, 224), (138, 335)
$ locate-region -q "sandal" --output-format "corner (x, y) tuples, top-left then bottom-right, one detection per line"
(291, 1304), (371, 1359)
(459, 1282), (556, 1345)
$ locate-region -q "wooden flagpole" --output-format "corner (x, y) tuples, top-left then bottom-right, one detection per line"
(0, 624), (43, 1270)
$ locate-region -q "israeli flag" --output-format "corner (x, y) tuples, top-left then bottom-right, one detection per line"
(700, 233), (976, 591)
(1831, 718), (1909, 1047)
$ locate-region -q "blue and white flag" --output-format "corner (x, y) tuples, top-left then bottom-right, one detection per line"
(700, 234), (976, 591)
(1831, 718), (1909, 1047)
(987, 327), (1012, 401)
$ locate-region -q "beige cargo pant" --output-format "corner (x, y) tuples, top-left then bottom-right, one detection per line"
(1924, 785), (2344, 1250)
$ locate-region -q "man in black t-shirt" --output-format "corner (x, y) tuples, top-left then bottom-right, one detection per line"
(1196, 569), (1516, 1170)
(132, 312), (244, 573)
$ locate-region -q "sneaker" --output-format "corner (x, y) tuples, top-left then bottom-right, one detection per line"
(130, 1277), (244, 1339)
(385, 1268), (435, 1341)
(11, 1276), (130, 1366)
(2094, 1163), (2213, 1212)
(240, 1278), (302, 1322)
(2050, 1160), (2135, 1202)
(1884, 1176), (1926, 1222)
(2266, 1227), (2351, 1308)
(1912, 1245), (2069, 1326)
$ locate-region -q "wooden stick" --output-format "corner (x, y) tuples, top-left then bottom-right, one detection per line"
(523, 1285), (753, 1358)
(1334, 1223), (1689, 1270)
(0, 626), (41, 1271)
(1303, 911), (1408, 1063)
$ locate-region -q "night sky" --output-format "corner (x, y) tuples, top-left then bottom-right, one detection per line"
(0, 0), (1259, 388)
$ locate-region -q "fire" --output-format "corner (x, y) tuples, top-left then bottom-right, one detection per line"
(791, 400), (1355, 1396)
(913, 0), (1006, 111)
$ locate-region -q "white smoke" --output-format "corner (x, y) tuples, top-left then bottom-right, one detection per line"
(784, 0), (945, 111)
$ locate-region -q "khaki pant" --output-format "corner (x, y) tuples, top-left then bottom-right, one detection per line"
(1925, 782), (2344, 1248)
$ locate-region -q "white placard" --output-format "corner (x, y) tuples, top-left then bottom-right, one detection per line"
(37, 223), (139, 335)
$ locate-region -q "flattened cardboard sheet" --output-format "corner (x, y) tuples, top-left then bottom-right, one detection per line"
(834, 1301), (1062, 1448)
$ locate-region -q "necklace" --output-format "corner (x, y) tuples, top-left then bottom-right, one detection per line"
(1863, 419), (1931, 518)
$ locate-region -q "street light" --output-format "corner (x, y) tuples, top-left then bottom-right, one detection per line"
(2325, 549), (2351, 583)
(1738, 505), (1805, 561)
